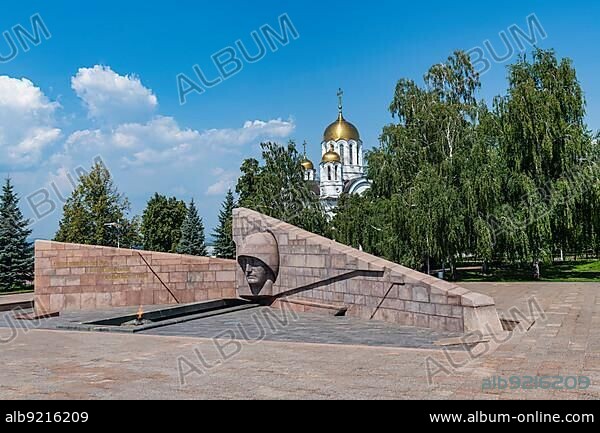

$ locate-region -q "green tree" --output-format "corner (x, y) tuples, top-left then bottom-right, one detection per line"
(55, 161), (137, 247)
(212, 189), (236, 259)
(141, 193), (187, 253)
(176, 199), (207, 256)
(335, 51), (494, 273)
(125, 215), (143, 249)
(236, 158), (260, 207)
(491, 48), (596, 276)
(574, 137), (600, 256)
(235, 141), (329, 236)
(335, 48), (598, 279)
(0, 178), (33, 291)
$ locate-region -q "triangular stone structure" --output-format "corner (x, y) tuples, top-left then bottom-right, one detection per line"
(233, 208), (502, 334)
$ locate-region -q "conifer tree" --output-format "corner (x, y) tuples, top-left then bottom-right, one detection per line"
(212, 189), (236, 259)
(176, 199), (207, 256)
(0, 178), (33, 291)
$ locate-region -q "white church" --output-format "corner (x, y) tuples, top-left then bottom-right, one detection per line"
(301, 89), (371, 214)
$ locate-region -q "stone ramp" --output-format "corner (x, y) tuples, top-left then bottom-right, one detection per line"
(0, 292), (34, 312)
(233, 208), (503, 335)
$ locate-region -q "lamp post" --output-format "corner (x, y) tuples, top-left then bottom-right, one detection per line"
(104, 222), (122, 248)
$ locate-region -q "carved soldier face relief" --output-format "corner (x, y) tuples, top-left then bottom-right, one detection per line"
(238, 256), (274, 295)
(236, 231), (280, 298)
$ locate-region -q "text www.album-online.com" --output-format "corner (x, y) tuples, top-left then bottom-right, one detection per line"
(430, 412), (595, 423)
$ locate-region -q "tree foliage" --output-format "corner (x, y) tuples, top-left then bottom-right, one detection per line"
(236, 158), (260, 207)
(212, 189), (236, 259)
(176, 199), (207, 256)
(490, 49), (598, 266)
(236, 141), (329, 236)
(333, 48), (599, 277)
(0, 178), (33, 291)
(335, 51), (492, 270)
(55, 161), (138, 248)
(141, 193), (187, 253)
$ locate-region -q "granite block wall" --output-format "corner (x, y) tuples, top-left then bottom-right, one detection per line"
(34, 241), (237, 312)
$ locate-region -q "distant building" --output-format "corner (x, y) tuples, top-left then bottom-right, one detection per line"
(301, 89), (371, 215)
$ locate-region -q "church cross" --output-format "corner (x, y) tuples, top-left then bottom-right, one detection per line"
(337, 88), (344, 114)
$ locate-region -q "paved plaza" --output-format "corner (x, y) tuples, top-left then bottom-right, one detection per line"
(0, 282), (599, 399)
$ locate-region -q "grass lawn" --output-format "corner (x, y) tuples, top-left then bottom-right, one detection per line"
(454, 260), (600, 283)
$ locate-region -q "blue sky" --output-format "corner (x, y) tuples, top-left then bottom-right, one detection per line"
(1, 0), (599, 241)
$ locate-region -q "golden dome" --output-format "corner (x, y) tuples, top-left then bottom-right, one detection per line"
(301, 159), (314, 170)
(322, 151), (341, 163)
(300, 140), (314, 170)
(323, 112), (360, 142)
(322, 144), (341, 163)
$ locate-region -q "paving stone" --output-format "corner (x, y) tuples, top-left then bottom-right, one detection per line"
(3, 281), (597, 400)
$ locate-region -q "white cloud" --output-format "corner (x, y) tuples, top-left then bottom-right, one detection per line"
(0, 76), (61, 167)
(71, 65), (157, 124)
(55, 115), (294, 208)
(63, 116), (296, 168)
(206, 180), (232, 196)
(0, 76), (58, 111)
(200, 118), (296, 148)
(4, 67), (296, 241)
(206, 169), (238, 196)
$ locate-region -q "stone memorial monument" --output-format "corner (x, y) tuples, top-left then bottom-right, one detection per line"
(35, 208), (503, 335)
